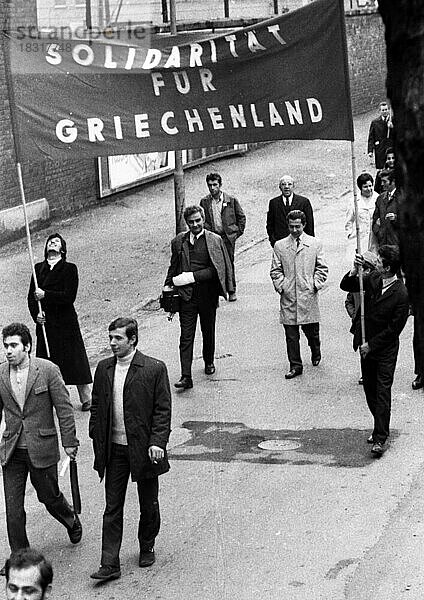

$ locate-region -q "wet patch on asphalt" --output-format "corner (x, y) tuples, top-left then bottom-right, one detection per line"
(169, 421), (399, 468)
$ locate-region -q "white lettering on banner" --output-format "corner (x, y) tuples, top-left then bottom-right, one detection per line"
(87, 117), (105, 141)
(161, 111), (178, 135)
(199, 69), (216, 92)
(53, 98), (323, 145)
(134, 114), (150, 137)
(164, 46), (180, 68)
(44, 22), (288, 70)
(56, 119), (77, 142)
(190, 43), (203, 67)
(184, 109), (204, 132)
(229, 105), (247, 128)
(73, 44), (94, 66)
(267, 25), (286, 46)
(151, 72), (165, 96)
(173, 71), (190, 94)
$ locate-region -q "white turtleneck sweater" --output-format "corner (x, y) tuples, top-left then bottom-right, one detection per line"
(112, 349), (136, 445)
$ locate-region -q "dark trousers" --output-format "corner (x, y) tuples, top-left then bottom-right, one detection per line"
(413, 316), (424, 376)
(361, 347), (398, 443)
(2, 448), (75, 551)
(101, 444), (160, 569)
(179, 287), (218, 378)
(283, 323), (321, 370)
(222, 236), (236, 291)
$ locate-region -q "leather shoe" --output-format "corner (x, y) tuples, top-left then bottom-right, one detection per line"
(205, 364), (215, 375)
(139, 549), (155, 567)
(229, 292), (237, 302)
(90, 565), (121, 581)
(312, 357), (321, 366)
(174, 377), (193, 389)
(412, 375), (423, 390)
(371, 441), (385, 456)
(285, 369), (302, 379)
(67, 514), (82, 544)
(366, 434), (374, 444)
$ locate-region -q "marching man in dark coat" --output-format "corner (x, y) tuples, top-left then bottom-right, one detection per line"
(367, 101), (394, 169)
(89, 317), (171, 582)
(164, 205), (234, 389)
(27, 233), (92, 411)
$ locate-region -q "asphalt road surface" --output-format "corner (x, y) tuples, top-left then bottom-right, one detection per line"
(1, 111), (424, 599)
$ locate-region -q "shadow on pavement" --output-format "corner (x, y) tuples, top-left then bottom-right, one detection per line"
(169, 421), (399, 468)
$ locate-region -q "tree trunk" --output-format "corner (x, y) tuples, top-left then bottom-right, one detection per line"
(378, 1), (424, 376)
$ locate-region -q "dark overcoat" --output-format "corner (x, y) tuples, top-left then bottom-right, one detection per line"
(164, 229), (234, 300)
(372, 189), (400, 248)
(266, 193), (314, 246)
(200, 192), (246, 246)
(28, 260), (92, 385)
(340, 271), (409, 354)
(89, 350), (171, 482)
(367, 116), (394, 169)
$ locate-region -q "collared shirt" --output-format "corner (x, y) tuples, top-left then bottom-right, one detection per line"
(9, 360), (30, 448)
(381, 275), (397, 294)
(211, 193), (224, 233)
(282, 193), (294, 208)
(189, 229), (205, 245)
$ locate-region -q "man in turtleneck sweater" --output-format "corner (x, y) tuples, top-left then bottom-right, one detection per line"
(340, 245), (409, 457)
(0, 322), (81, 573)
(89, 317), (171, 582)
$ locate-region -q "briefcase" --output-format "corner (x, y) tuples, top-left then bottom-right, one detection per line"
(160, 288), (180, 315)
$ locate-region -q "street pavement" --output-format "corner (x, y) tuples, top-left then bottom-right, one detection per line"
(1, 111), (424, 599)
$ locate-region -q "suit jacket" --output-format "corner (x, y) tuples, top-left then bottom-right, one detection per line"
(372, 189), (400, 247)
(200, 192), (246, 245)
(89, 350), (171, 482)
(266, 193), (314, 246)
(340, 271), (409, 354)
(270, 233), (328, 325)
(164, 229), (234, 300)
(367, 116), (394, 169)
(0, 357), (78, 468)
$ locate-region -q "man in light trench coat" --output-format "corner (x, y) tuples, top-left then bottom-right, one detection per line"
(270, 210), (328, 379)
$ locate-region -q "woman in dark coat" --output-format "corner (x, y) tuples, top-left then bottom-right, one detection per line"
(27, 233), (92, 410)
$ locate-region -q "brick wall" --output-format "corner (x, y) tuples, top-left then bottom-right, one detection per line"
(346, 10), (387, 114)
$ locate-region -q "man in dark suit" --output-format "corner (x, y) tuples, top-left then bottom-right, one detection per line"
(266, 175), (314, 247)
(367, 101), (394, 169)
(340, 245), (409, 456)
(164, 205), (234, 389)
(372, 168), (400, 249)
(200, 172), (246, 302)
(0, 322), (81, 572)
(89, 317), (171, 582)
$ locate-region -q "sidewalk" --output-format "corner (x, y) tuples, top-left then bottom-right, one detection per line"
(1, 110), (423, 600)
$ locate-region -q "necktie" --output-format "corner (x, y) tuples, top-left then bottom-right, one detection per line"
(296, 237), (300, 247)
(286, 198), (290, 209)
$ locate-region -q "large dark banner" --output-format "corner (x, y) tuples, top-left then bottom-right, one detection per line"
(6, 0), (353, 161)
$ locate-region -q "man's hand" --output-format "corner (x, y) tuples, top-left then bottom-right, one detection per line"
(36, 311), (46, 324)
(359, 342), (370, 358)
(34, 287), (45, 301)
(65, 446), (78, 460)
(172, 272), (195, 286)
(148, 446), (164, 464)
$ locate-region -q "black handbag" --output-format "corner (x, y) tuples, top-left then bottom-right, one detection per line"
(160, 288), (180, 320)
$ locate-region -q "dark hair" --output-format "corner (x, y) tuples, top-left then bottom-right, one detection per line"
(5, 548), (53, 593)
(183, 205), (205, 222)
(108, 317), (138, 346)
(44, 232), (67, 261)
(357, 172), (374, 189)
(287, 210), (306, 225)
(378, 244), (401, 275)
(206, 172), (222, 186)
(2, 323), (32, 351)
(385, 147), (395, 158)
(380, 168), (395, 184)
(379, 101), (389, 108)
